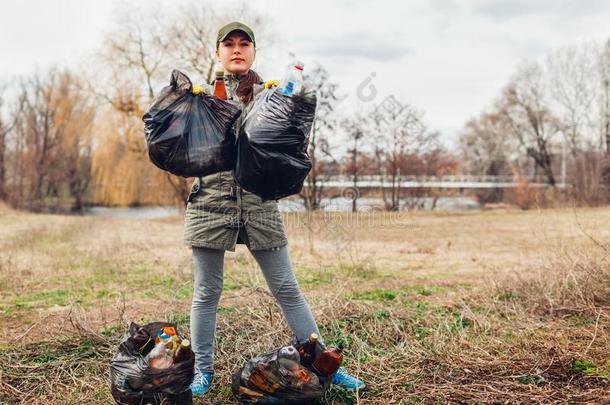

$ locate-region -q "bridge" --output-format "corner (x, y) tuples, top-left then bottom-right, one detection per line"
(304, 175), (566, 189)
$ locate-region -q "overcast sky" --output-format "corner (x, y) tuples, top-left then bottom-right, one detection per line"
(2, 0), (610, 147)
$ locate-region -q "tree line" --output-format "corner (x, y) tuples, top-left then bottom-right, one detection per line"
(458, 40), (610, 205)
(0, 3), (608, 212)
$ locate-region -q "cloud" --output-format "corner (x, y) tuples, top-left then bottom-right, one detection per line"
(304, 31), (414, 62)
(469, 0), (609, 21)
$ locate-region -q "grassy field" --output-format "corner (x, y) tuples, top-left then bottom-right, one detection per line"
(0, 204), (609, 404)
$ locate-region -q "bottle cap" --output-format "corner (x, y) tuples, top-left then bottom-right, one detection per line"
(181, 339), (191, 348)
(214, 62), (225, 77)
(294, 61), (305, 70)
(309, 333), (319, 342)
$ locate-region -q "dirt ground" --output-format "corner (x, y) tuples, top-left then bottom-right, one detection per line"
(0, 205), (609, 404)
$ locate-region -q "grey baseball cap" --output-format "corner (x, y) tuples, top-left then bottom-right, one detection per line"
(216, 21), (256, 48)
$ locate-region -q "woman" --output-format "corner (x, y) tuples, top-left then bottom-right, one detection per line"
(185, 21), (365, 396)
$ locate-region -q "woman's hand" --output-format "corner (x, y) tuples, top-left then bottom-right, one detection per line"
(192, 85), (208, 95)
(264, 79), (280, 89)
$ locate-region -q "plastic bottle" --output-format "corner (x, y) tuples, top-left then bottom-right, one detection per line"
(213, 68), (228, 100)
(146, 341), (174, 369)
(298, 333), (318, 367)
(280, 61), (305, 96)
(278, 345), (301, 363)
(312, 344), (343, 377)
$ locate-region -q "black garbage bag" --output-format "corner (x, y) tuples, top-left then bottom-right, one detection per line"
(231, 341), (333, 405)
(110, 321), (194, 405)
(143, 70), (241, 178)
(235, 87), (316, 200)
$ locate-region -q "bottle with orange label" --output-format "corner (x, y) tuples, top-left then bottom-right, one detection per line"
(213, 68), (228, 100)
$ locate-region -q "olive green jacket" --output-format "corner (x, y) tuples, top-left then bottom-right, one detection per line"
(183, 74), (288, 251)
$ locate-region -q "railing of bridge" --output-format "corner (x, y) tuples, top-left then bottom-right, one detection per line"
(313, 175), (538, 183)
(302, 175), (566, 189)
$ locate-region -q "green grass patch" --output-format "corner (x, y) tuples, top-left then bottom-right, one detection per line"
(351, 289), (397, 301)
(518, 374), (547, 386)
(415, 286), (441, 296)
(166, 312), (191, 329)
(31, 347), (65, 364)
(323, 386), (357, 404)
(450, 311), (474, 332)
(414, 326), (428, 339)
(375, 310), (390, 319)
(297, 265), (335, 287)
(140, 275), (192, 299)
(11, 289), (85, 309)
(88, 265), (120, 285)
(572, 359), (610, 378)
(101, 323), (124, 338)
(223, 279), (242, 291)
(338, 261), (378, 280)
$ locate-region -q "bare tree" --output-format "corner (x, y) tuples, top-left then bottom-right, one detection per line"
(457, 110), (519, 203)
(300, 64), (343, 210)
(498, 62), (559, 186)
(597, 39), (610, 197)
(342, 114), (367, 212)
(7, 69), (95, 210)
(85, 1), (274, 208)
(0, 90), (24, 201)
(372, 96), (428, 211)
(61, 79), (96, 210)
(547, 45), (597, 155)
(0, 97), (6, 201)
(458, 110), (516, 176)
(598, 39), (610, 156)
(18, 73), (61, 207)
(547, 44), (610, 202)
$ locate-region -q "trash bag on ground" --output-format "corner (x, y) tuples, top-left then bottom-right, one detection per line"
(231, 340), (333, 405)
(235, 87), (316, 200)
(110, 321), (194, 405)
(143, 70), (241, 178)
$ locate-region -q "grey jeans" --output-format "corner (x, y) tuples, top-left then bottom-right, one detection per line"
(189, 233), (322, 372)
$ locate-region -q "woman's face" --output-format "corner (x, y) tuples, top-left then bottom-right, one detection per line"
(216, 31), (256, 75)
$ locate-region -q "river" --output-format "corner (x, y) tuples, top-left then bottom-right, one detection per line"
(80, 196), (480, 219)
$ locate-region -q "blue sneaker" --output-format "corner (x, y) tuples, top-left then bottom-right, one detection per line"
(190, 368), (214, 397)
(332, 367), (365, 391)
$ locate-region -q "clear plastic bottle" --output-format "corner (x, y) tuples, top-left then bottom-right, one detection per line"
(278, 345), (301, 363)
(280, 61), (305, 96)
(146, 341), (173, 369)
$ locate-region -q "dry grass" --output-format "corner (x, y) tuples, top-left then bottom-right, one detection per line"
(1, 206), (609, 404)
